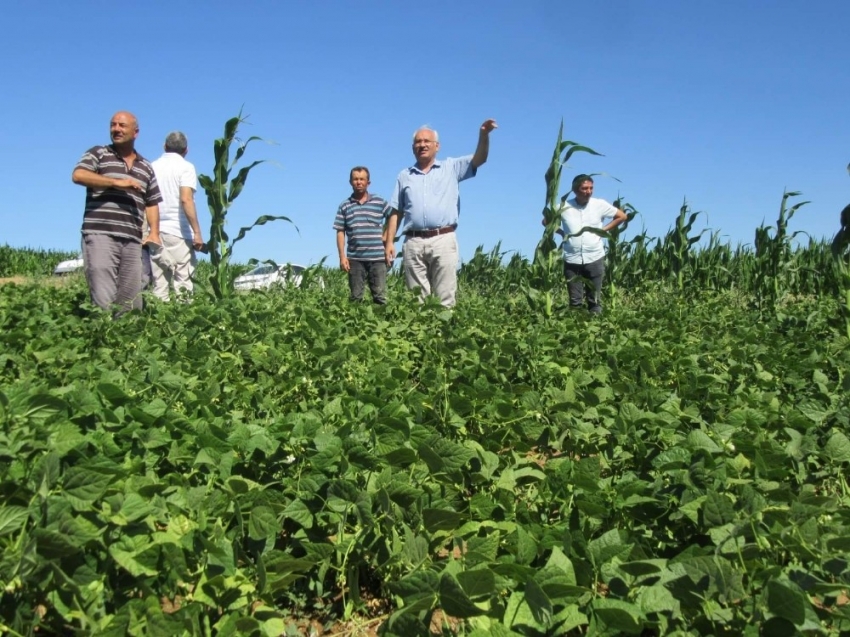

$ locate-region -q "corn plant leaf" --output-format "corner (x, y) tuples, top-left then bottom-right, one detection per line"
(230, 215), (295, 247)
(227, 160), (265, 203)
(232, 135), (265, 167)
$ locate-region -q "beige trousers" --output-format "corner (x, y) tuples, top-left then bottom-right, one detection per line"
(150, 233), (196, 301)
(402, 232), (459, 307)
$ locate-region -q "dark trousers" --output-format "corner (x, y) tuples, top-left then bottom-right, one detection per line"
(348, 259), (387, 304)
(564, 257), (605, 314)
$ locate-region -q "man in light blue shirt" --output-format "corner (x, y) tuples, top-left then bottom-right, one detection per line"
(385, 119), (497, 307)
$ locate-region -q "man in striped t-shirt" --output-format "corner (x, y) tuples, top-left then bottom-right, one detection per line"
(72, 111), (163, 314)
(334, 166), (391, 304)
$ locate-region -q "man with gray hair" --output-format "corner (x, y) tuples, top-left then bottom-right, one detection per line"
(150, 131), (204, 300)
(385, 119), (497, 307)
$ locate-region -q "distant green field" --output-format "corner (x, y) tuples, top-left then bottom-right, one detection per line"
(0, 244), (79, 278)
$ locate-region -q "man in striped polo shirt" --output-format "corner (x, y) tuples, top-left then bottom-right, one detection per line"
(334, 166), (392, 304)
(72, 111), (163, 314)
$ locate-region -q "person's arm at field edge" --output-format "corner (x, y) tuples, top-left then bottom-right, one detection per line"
(180, 187), (204, 249)
(384, 210), (400, 265)
(336, 230), (350, 272)
(143, 205), (161, 246)
(471, 119), (498, 169)
(603, 208), (628, 233)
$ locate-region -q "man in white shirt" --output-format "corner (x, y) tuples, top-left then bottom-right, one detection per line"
(555, 174), (627, 314)
(150, 132), (204, 300)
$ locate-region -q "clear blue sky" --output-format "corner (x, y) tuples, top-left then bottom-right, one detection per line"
(2, 1), (848, 266)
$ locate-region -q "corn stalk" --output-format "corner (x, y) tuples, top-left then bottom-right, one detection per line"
(659, 200), (707, 293)
(604, 198), (639, 309)
(753, 190), (809, 314)
(198, 110), (295, 299)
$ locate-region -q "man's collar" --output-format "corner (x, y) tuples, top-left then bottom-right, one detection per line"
(410, 159), (442, 174)
(107, 143), (143, 161)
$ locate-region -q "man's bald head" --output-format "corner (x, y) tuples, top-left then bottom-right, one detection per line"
(110, 111), (139, 148)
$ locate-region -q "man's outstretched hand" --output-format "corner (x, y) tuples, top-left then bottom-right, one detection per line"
(480, 119), (498, 134)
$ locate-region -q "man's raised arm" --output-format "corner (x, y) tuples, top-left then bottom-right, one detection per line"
(471, 119), (498, 169)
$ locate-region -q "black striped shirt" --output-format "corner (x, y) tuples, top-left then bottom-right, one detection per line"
(76, 145), (163, 241)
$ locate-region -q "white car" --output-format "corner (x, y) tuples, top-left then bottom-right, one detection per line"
(233, 263), (323, 291)
(53, 255), (84, 275)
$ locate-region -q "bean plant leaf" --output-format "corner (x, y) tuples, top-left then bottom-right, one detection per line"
(587, 529), (632, 568)
(423, 508), (466, 533)
(767, 579), (807, 625)
(824, 432), (850, 463)
(440, 572), (485, 617)
(703, 491), (735, 527)
(591, 598), (644, 634)
(63, 467), (113, 504)
(524, 577), (553, 625)
(457, 568), (496, 598)
(282, 499), (313, 529)
(0, 506), (30, 536)
(248, 506), (279, 541)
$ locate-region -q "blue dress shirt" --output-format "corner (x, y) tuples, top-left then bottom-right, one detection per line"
(390, 155), (476, 232)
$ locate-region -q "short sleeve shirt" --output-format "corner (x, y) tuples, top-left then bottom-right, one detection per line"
(390, 155), (476, 233)
(76, 145), (163, 242)
(151, 152), (197, 240)
(559, 197), (618, 264)
(333, 194), (391, 261)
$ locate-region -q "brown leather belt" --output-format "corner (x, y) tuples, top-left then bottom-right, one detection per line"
(406, 225), (456, 239)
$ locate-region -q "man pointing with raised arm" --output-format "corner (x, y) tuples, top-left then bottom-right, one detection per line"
(385, 119), (497, 307)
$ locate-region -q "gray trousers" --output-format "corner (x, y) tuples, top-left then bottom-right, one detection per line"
(564, 257), (605, 314)
(82, 233), (143, 314)
(348, 259), (387, 304)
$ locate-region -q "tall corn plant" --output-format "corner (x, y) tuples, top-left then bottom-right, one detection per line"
(833, 203), (850, 338)
(530, 120), (601, 315)
(198, 110), (294, 299)
(752, 190), (808, 313)
(660, 200), (707, 292)
(604, 198), (639, 308)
